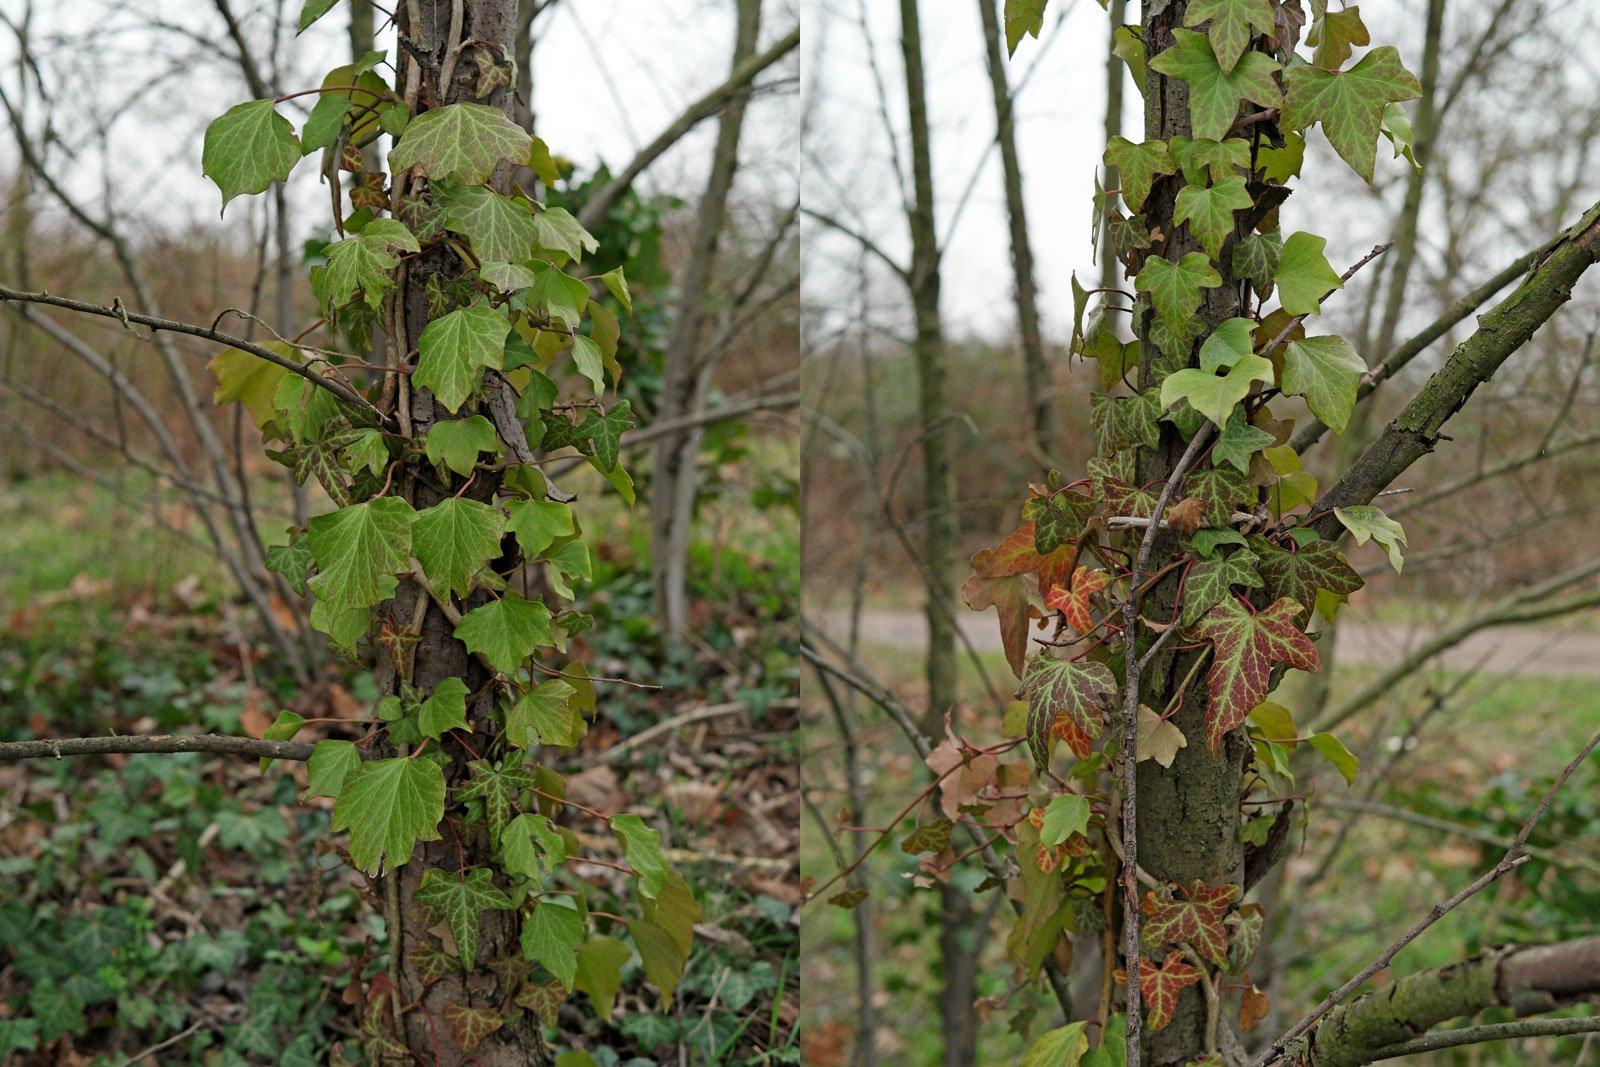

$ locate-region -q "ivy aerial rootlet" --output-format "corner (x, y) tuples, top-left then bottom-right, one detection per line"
(200, 1), (693, 1057)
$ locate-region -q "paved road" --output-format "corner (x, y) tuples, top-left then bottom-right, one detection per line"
(829, 610), (1600, 679)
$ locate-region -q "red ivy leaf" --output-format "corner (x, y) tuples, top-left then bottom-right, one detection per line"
(443, 1001), (503, 1053)
(1021, 653), (1117, 767)
(1183, 596), (1320, 751)
(1044, 566), (1112, 635)
(1116, 950), (1204, 1031)
(1141, 881), (1240, 967)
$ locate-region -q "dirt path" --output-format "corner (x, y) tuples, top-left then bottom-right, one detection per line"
(830, 609), (1600, 679)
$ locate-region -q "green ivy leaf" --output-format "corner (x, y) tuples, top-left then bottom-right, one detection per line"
(507, 679), (580, 748)
(600, 266), (632, 313)
(331, 757), (445, 875)
(505, 499), (575, 559)
(1232, 229), (1282, 299)
(1307, 732), (1360, 785)
(1021, 653), (1117, 767)
(1103, 137), (1175, 213)
(1185, 598), (1319, 750)
(307, 497), (415, 610)
(578, 401), (634, 472)
(413, 496), (505, 599)
(1282, 46), (1421, 182)
(1147, 29), (1282, 142)
(1181, 547), (1263, 627)
(1174, 176), (1253, 260)
(1274, 232), (1343, 315)
(502, 811), (567, 884)
(417, 677), (471, 740)
(523, 264), (589, 328)
(1334, 504), (1407, 572)
(1038, 794), (1090, 847)
(1160, 354), (1273, 427)
(1020, 1022), (1090, 1067)
(202, 100), (301, 212)
(570, 335), (607, 397)
(303, 739), (360, 801)
(343, 429), (391, 477)
(1004, 0), (1049, 54)
(415, 306), (510, 414)
(1185, 463), (1257, 527)
(531, 206), (599, 264)
(260, 710), (305, 771)
(1184, 0), (1276, 74)
(609, 814), (668, 899)
(1167, 136), (1252, 185)
(424, 416), (499, 478)
(522, 901), (585, 989)
(301, 66), (389, 152)
(455, 595), (554, 673)
(1136, 253), (1223, 339)
(1211, 407), (1276, 473)
(439, 184), (537, 264)
(266, 527), (314, 597)
(1282, 335), (1365, 434)
(457, 755), (537, 841)
(573, 937), (631, 1020)
(319, 218), (419, 313)
(641, 870), (699, 958)
(1380, 101), (1421, 171)
(389, 102), (533, 186)
(29, 985), (85, 1043)
(415, 868), (513, 971)
(1250, 533), (1364, 609)
(297, 0), (341, 33)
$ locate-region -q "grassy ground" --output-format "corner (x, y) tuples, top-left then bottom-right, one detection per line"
(0, 449), (801, 1066)
(800, 633), (1600, 1065)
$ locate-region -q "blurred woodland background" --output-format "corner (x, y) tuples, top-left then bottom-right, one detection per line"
(800, 0), (1600, 1063)
(0, 1), (799, 1063)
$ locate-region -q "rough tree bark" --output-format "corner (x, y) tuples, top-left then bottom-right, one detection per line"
(383, 2), (551, 1063)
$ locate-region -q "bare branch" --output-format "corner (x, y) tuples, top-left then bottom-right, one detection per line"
(0, 734), (331, 763)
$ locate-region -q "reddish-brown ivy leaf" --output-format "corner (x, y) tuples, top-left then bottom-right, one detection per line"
(828, 889), (870, 909)
(1051, 713), (1097, 767)
(515, 979), (565, 1028)
(1022, 654), (1117, 768)
(1249, 534), (1364, 610)
(1044, 566), (1112, 635)
(1183, 597), (1319, 751)
(1103, 478), (1160, 520)
(1238, 975), (1270, 1032)
(1167, 496), (1207, 535)
(1116, 950), (1204, 1031)
(442, 1002), (503, 1054)
(960, 573), (1033, 677)
(1141, 881), (1240, 967)
(971, 523), (1045, 577)
(411, 940), (461, 982)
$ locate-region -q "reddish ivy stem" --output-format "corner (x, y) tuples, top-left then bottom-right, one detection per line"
(1118, 422), (1215, 1067)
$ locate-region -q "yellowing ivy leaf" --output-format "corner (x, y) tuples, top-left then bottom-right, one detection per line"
(1004, 0), (1050, 54)
(1334, 504), (1407, 572)
(1020, 1021), (1090, 1067)
(1184, 596), (1320, 750)
(331, 757), (445, 875)
(1137, 705), (1188, 768)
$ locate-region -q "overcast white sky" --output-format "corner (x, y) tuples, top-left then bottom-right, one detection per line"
(0, 0), (796, 264)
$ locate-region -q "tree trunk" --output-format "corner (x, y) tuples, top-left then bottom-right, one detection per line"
(976, 0), (1051, 465)
(650, 0), (762, 641)
(1133, 3), (1248, 1061)
(383, 2), (551, 1064)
